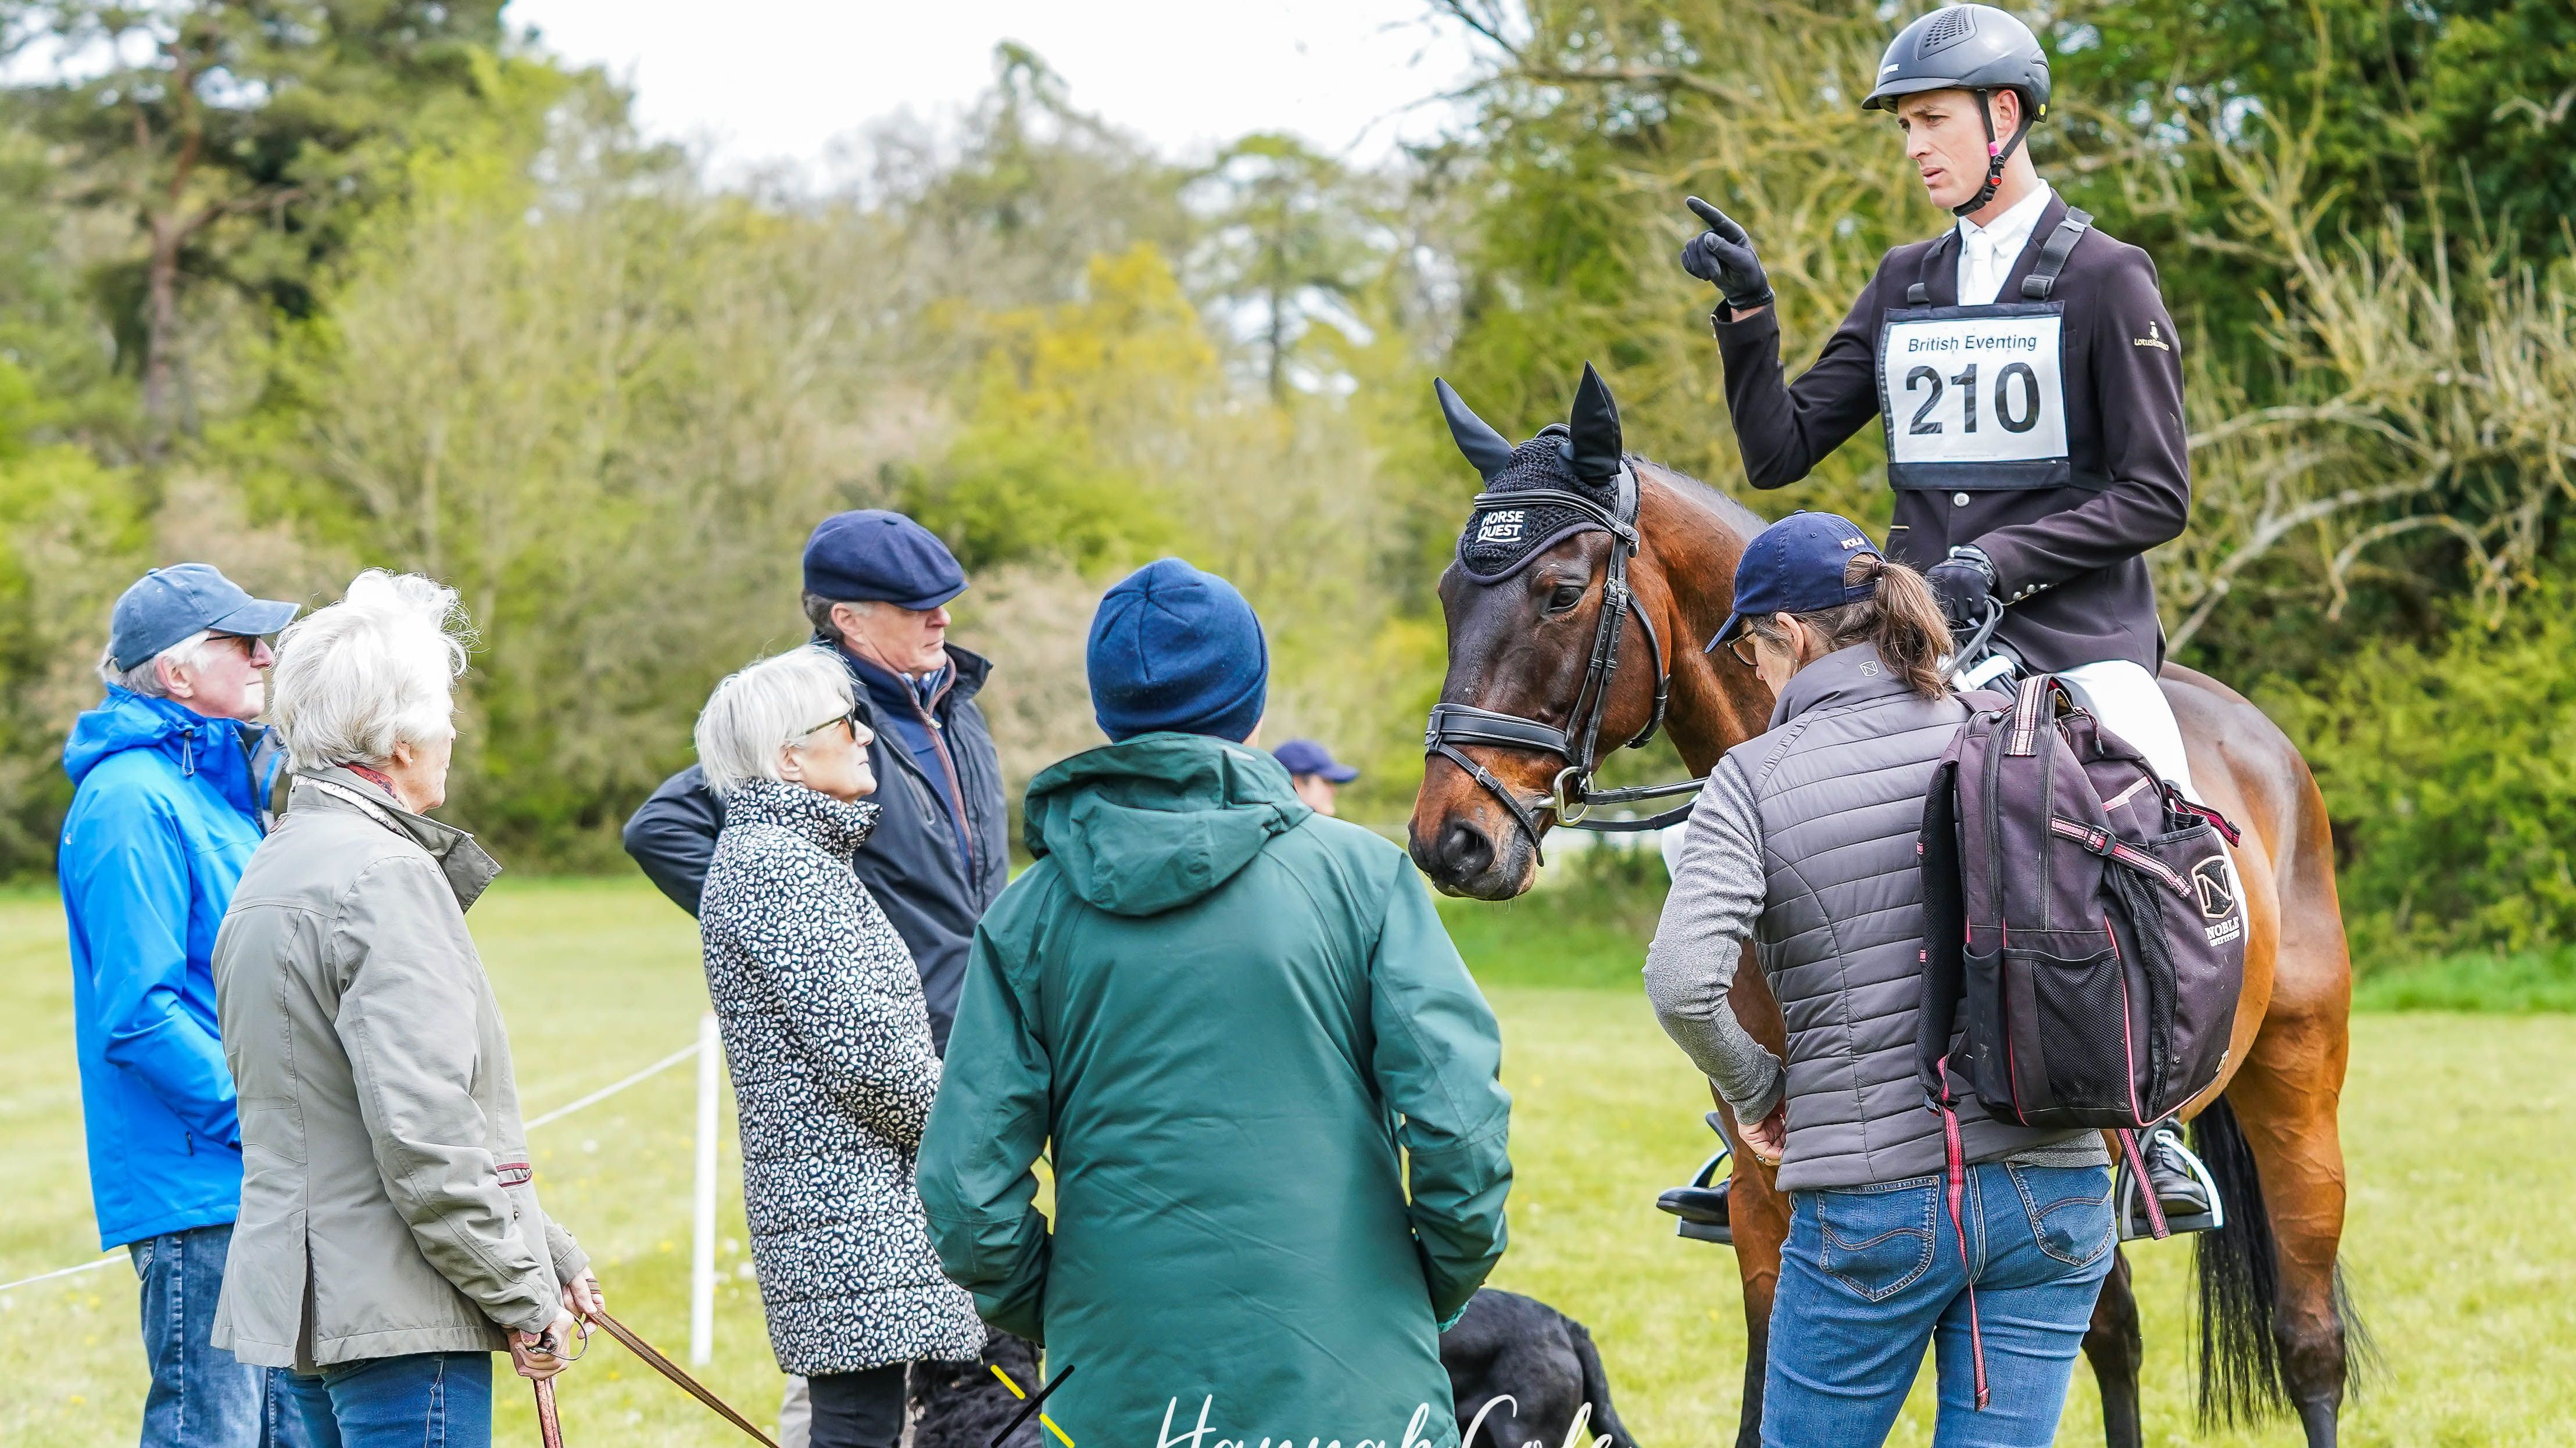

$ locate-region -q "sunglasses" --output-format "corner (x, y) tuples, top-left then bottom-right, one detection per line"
(1726, 633), (1762, 669)
(794, 707), (863, 744)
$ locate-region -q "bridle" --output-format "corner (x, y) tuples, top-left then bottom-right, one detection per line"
(1423, 461), (1709, 862)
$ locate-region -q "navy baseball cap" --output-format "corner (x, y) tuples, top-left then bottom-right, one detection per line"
(1272, 739), (1358, 783)
(108, 564), (300, 672)
(802, 510), (968, 611)
(1706, 511), (1883, 653)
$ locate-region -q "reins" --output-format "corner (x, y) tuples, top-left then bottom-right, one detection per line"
(1424, 465), (1708, 861)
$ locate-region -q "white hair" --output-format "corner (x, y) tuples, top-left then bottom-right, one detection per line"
(96, 630), (215, 697)
(269, 571), (473, 772)
(694, 645), (854, 795)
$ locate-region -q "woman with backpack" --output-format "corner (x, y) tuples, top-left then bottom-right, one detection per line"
(1643, 511), (2113, 1447)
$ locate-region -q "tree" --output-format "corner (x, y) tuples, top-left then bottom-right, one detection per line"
(1188, 133), (1393, 401)
(0, 0), (509, 451)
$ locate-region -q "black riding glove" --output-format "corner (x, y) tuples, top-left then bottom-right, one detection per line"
(1926, 546), (1999, 630)
(1681, 197), (1774, 314)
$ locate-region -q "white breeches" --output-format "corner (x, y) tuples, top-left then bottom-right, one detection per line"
(2056, 659), (2198, 801)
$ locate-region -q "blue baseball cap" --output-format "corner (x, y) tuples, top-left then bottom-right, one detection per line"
(802, 510), (968, 611)
(1271, 739), (1358, 783)
(108, 564), (300, 672)
(1706, 511), (1883, 653)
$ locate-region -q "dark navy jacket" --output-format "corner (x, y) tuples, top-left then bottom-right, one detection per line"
(623, 643), (1010, 1052)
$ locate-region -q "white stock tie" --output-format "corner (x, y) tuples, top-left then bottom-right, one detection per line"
(1965, 228), (2010, 307)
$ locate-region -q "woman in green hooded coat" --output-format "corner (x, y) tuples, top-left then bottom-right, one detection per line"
(917, 560), (1512, 1448)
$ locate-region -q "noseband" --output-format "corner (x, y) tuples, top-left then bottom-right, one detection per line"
(1424, 464), (1708, 862)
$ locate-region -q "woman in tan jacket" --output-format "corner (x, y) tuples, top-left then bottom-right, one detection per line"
(212, 571), (598, 1448)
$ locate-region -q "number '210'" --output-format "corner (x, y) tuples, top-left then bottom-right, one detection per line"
(1905, 361), (2042, 435)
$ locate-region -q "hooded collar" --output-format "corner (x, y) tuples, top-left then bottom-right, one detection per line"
(63, 687), (262, 819)
(1768, 643), (1923, 729)
(718, 777), (881, 856)
(293, 764), (503, 912)
(1022, 732), (1308, 917)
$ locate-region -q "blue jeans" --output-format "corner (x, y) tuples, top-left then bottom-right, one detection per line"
(273, 1354), (493, 1448)
(1762, 1162), (2116, 1448)
(131, 1223), (307, 1447)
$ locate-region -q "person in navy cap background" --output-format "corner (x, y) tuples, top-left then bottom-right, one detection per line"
(1271, 738), (1359, 817)
(622, 510), (1009, 1055)
(59, 563), (308, 1447)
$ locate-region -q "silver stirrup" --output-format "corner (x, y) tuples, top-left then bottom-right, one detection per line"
(2115, 1131), (2225, 1241)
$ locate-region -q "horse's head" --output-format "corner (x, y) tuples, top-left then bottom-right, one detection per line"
(1409, 363), (1761, 899)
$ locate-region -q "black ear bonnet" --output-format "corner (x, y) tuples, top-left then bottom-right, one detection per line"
(1441, 364), (1628, 582)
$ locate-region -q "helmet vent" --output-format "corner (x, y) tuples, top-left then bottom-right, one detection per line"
(1918, 6), (1978, 55)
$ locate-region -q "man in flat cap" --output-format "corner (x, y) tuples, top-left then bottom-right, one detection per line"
(624, 510), (1008, 1054)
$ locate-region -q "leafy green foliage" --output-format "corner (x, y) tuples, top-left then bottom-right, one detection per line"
(2264, 580), (2576, 964)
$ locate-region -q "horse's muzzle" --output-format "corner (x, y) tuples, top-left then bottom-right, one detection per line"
(1408, 811), (1539, 900)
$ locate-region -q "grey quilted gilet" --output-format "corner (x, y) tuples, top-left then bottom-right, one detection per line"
(1733, 645), (2084, 1191)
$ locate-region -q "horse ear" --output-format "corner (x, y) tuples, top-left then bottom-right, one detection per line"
(1568, 361), (1623, 481)
(1434, 377), (1516, 479)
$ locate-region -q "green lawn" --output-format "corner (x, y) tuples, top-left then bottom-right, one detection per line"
(3, 877), (2571, 1446)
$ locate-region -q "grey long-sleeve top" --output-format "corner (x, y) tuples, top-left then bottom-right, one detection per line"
(1643, 758), (1786, 1122)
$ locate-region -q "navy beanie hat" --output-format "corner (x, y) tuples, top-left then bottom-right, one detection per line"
(1086, 559), (1269, 743)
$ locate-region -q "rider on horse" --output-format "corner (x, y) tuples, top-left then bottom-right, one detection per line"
(1680, 2), (2210, 1227)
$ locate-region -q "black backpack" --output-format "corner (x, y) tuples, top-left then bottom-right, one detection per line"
(1916, 675), (2247, 1221)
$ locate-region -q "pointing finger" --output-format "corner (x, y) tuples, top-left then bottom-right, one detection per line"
(1685, 195), (1749, 244)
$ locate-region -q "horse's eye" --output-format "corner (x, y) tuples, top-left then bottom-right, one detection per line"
(1546, 582), (1586, 612)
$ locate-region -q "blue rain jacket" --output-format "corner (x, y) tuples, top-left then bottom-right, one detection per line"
(58, 688), (279, 1247)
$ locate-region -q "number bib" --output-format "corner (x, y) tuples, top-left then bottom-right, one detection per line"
(1877, 302), (2071, 491)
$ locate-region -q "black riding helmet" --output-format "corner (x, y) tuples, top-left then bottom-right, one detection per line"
(1864, 5), (2051, 218)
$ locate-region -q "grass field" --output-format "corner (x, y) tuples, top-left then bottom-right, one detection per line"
(5, 876), (2572, 1446)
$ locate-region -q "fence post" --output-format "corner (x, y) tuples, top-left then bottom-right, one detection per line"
(690, 1011), (720, 1367)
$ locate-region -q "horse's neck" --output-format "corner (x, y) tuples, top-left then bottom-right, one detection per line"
(1637, 467), (1775, 775)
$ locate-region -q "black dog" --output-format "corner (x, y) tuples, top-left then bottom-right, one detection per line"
(909, 1329), (1046, 1448)
(912, 1292), (1638, 1448)
(1443, 1289), (1640, 1448)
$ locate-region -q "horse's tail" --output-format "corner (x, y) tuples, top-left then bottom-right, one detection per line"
(1567, 1317), (1641, 1448)
(2191, 1094), (2374, 1428)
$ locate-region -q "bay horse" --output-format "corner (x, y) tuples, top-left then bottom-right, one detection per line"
(1407, 368), (2360, 1448)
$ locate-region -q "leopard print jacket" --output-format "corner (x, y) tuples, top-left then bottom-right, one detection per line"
(699, 778), (985, 1374)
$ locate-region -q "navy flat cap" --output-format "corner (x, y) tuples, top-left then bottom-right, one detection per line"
(803, 510), (968, 611)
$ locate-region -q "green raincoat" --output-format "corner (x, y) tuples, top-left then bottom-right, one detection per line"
(918, 734), (1511, 1448)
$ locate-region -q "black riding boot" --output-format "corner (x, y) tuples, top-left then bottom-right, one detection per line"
(2117, 1120), (2220, 1238)
(2145, 1123), (2211, 1217)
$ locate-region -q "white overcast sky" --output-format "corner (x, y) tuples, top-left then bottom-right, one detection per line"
(502, 1), (1488, 180)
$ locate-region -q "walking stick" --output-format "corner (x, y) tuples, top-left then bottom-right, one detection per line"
(532, 1377), (566, 1448)
(585, 1307), (780, 1448)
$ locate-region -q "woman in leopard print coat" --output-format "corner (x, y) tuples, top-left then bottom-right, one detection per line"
(694, 647), (984, 1446)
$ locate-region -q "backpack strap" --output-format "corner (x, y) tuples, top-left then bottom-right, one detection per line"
(1915, 757), (1970, 1102)
(2006, 673), (2055, 756)
(2018, 207), (2093, 300)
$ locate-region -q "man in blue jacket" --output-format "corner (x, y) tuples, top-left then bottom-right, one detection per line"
(59, 564), (299, 1446)
(623, 511), (1010, 1053)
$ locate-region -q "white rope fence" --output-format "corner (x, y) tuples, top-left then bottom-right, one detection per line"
(0, 1017), (722, 1318)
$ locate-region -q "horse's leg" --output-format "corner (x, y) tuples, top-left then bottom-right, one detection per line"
(1720, 947), (1792, 1448)
(2223, 998), (2353, 1447)
(2081, 1246), (2144, 1448)
(1722, 1126), (1788, 1448)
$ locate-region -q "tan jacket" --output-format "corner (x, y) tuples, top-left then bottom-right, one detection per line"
(210, 767), (584, 1368)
